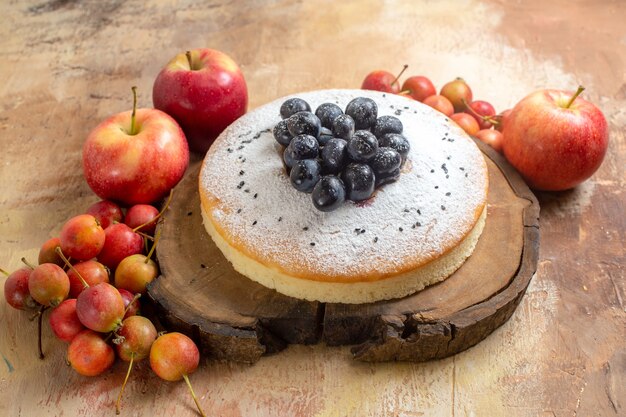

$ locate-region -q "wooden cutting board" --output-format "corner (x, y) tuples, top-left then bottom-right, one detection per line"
(147, 139), (539, 363)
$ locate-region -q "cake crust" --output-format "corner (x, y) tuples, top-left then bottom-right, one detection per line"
(199, 90), (488, 299)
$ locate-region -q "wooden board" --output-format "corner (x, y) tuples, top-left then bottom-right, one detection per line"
(147, 139), (539, 363)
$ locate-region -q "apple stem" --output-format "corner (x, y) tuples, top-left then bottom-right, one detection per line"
(0, 267), (9, 276)
(186, 51), (194, 70)
(55, 247), (89, 289)
(130, 86), (138, 135)
(133, 189), (174, 233)
(115, 352), (134, 415)
(37, 305), (48, 360)
(183, 374), (206, 417)
(21, 258), (36, 270)
(123, 293), (141, 316)
(565, 86), (585, 109)
(391, 65), (408, 88)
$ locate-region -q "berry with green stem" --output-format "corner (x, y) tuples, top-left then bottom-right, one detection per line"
(114, 316), (157, 414)
(150, 332), (205, 417)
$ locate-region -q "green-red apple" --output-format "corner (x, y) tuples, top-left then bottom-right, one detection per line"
(503, 87), (609, 191)
(83, 88), (189, 205)
(153, 48), (248, 154)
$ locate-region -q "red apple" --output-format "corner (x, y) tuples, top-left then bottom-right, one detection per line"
(503, 87), (609, 191)
(83, 87), (189, 205)
(153, 48), (248, 154)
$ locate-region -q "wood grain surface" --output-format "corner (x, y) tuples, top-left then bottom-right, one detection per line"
(0, 0), (624, 416)
(149, 139), (539, 364)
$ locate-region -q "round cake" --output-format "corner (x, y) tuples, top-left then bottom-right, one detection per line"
(199, 89), (488, 304)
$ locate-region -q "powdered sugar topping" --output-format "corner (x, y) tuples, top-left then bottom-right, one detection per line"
(200, 89), (488, 280)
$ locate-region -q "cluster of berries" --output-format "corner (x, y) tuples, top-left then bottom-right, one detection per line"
(274, 96), (410, 211)
(3, 194), (206, 416)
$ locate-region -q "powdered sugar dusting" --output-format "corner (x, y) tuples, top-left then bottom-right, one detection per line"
(200, 89), (487, 280)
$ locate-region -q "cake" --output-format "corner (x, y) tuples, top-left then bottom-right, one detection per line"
(199, 89), (488, 304)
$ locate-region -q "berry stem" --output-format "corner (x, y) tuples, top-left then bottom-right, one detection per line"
(55, 247), (89, 289)
(0, 267), (8, 276)
(115, 352), (134, 415)
(565, 86), (585, 109)
(461, 98), (498, 126)
(460, 98), (473, 112)
(123, 293), (141, 316)
(145, 228), (161, 263)
(137, 232), (154, 241)
(132, 189), (174, 233)
(186, 51), (193, 70)
(391, 64), (408, 88)
(182, 374), (206, 417)
(21, 258), (36, 270)
(130, 86), (138, 135)
(37, 305), (48, 360)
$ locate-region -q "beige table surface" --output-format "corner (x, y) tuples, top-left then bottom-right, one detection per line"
(0, 1), (624, 416)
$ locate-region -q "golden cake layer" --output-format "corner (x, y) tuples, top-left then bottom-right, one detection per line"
(199, 89), (488, 304)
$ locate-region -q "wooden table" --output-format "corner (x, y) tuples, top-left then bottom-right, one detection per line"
(1, 1), (624, 416)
